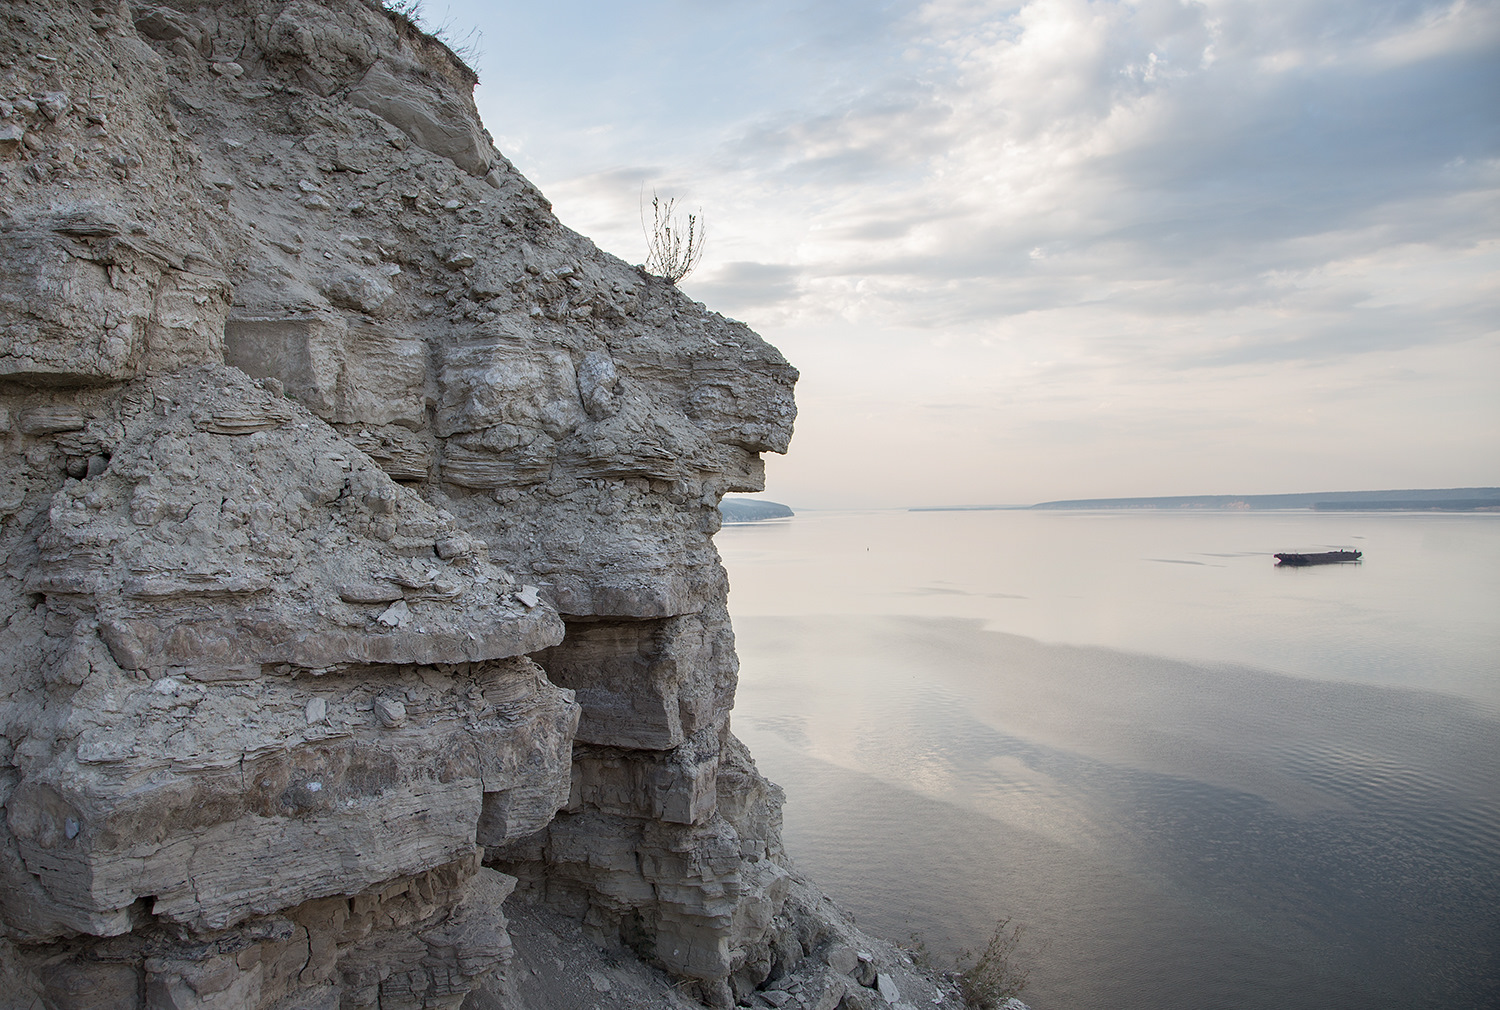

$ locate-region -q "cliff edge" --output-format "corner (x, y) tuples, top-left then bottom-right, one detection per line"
(0, 3), (965, 1010)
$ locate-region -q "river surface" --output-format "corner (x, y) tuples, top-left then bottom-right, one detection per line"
(716, 508), (1500, 1010)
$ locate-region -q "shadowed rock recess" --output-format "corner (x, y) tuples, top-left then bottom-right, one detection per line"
(0, 3), (969, 1009)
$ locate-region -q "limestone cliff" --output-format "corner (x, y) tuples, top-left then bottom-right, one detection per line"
(0, 4), (959, 1010)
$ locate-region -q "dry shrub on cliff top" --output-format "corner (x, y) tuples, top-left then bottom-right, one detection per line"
(958, 918), (1030, 1008)
(379, 0), (484, 70)
(642, 191), (706, 284)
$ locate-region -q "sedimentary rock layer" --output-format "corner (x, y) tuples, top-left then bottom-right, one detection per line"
(1, 1), (812, 1007)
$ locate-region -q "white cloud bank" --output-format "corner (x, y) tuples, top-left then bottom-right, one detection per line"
(458, 0), (1499, 505)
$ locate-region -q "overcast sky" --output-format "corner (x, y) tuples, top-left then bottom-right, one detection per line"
(436, 0), (1498, 507)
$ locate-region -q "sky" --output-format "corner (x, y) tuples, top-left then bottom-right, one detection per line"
(429, 0), (1498, 508)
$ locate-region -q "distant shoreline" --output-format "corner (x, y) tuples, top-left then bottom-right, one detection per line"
(1029, 487), (1500, 511)
(905, 488), (1500, 512)
(719, 498), (795, 522)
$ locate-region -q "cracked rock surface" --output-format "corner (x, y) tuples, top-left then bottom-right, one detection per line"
(0, 2), (975, 1008)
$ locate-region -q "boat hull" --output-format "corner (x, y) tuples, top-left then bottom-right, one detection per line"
(1274, 550), (1362, 566)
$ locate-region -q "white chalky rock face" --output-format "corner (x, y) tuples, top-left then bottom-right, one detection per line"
(0, 0), (810, 1008)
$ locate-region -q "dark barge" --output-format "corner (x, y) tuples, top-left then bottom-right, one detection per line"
(1274, 550), (1362, 566)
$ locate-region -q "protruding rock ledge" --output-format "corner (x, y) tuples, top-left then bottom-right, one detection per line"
(0, 1), (814, 1007)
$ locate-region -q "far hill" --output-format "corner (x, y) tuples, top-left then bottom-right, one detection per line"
(1029, 488), (1500, 511)
(719, 498), (795, 522)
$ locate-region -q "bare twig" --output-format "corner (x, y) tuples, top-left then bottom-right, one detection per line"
(380, 1), (484, 71)
(641, 191), (705, 284)
(957, 918), (1030, 1009)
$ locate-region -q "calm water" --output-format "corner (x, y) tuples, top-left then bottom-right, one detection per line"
(717, 509), (1500, 1010)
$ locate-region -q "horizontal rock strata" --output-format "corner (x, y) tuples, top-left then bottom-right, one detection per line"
(0, 2), (930, 1009)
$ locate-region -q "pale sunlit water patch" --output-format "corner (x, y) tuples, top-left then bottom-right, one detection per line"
(720, 509), (1500, 1010)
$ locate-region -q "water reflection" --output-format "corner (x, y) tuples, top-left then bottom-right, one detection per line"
(719, 511), (1500, 1010)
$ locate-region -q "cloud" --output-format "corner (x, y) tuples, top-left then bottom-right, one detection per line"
(688, 261), (805, 312)
(463, 0), (1499, 502)
(656, 0), (1498, 372)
